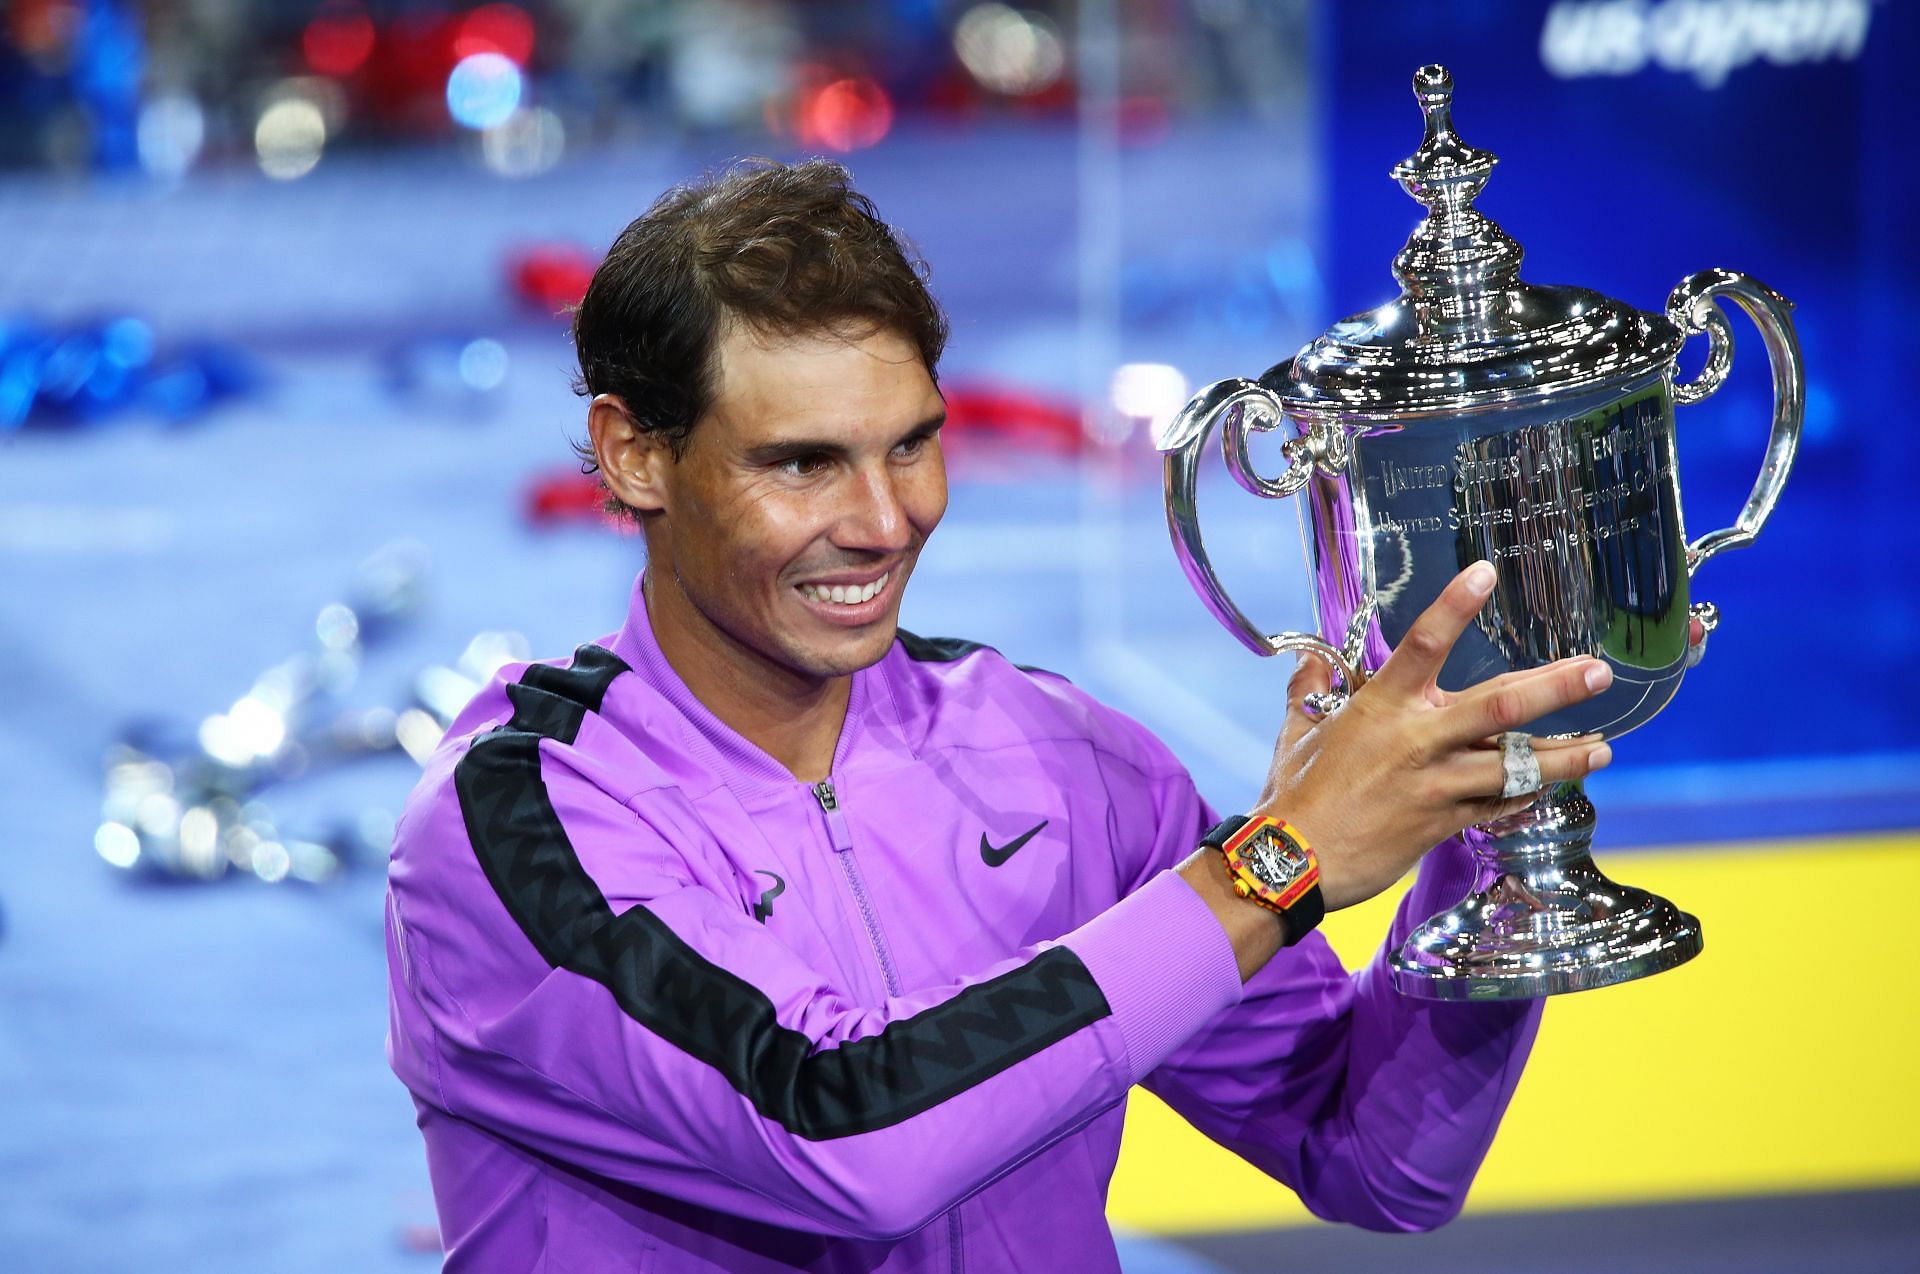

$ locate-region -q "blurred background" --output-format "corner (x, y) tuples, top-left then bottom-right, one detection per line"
(2, 1), (1915, 1270)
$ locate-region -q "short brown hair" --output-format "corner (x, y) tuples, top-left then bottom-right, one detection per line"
(570, 158), (949, 519)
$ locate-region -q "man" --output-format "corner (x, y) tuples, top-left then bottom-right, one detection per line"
(386, 159), (1621, 1271)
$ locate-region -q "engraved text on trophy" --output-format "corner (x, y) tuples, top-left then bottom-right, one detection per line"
(1355, 382), (1691, 737)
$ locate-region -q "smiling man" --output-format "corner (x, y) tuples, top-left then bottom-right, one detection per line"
(386, 160), (1622, 1272)
(592, 320), (949, 782)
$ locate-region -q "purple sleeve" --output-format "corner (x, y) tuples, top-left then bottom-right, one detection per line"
(1148, 838), (1541, 1231)
(1103, 731), (1540, 1232)
(386, 735), (1243, 1244)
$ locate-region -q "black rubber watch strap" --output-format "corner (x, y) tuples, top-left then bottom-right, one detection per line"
(1276, 877), (1325, 947)
(1200, 813), (1253, 850)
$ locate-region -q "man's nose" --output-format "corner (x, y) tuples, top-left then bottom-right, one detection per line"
(837, 466), (912, 552)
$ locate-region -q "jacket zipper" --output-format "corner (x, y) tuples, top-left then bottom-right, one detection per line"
(814, 779), (964, 1269)
(811, 779), (902, 998)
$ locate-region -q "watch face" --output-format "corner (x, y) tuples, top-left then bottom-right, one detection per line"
(1246, 829), (1311, 890)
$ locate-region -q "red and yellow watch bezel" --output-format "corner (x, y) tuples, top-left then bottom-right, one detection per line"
(1219, 816), (1320, 915)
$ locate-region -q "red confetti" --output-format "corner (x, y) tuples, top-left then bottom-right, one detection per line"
(942, 384), (1083, 452)
(510, 245), (599, 313)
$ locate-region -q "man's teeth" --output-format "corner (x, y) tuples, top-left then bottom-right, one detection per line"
(801, 573), (888, 605)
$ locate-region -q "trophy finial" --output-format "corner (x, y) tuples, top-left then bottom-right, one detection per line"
(1391, 63), (1497, 206)
(1388, 64), (1523, 312)
(1413, 64), (1454, 123)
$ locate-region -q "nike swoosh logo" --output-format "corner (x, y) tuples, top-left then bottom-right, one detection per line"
(752, 870), (785, 924)
(980, 821), (1049, 868)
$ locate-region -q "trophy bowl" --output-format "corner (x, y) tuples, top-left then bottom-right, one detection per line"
(1156, 65), (1804, 999)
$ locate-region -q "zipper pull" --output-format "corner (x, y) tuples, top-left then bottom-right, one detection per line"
(813, 779), (854, 853)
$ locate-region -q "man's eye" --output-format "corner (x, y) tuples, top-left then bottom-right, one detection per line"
(779, 454), (827, 477)
(894, 435), (927, 458)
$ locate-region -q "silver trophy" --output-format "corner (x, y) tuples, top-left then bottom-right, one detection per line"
(1156, 65), (1802, 998)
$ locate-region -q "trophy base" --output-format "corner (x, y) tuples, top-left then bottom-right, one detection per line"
(1388, 781), (1704, 1001)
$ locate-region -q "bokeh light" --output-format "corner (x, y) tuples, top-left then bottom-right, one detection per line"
(447, 52), (524, 131)
(457, 338), (509, 391)
(796, 76), (893, 153)
(252, 839), (292, 884)
(953, 3), (1066, 96)
(254, 97), (328, 180)
(177, 805), (220, 876)
(135, 791), (180, 839)
(455, 3), (535, 65)
(1108, 362), (1189, 444)
(1111, 362), (1187, 420)
(8, 0), (81, 68)
(315, 602), (360, 651)
(99, 318), (154, 370)
(93, 821), (140, 869)
(480, 105), (565, 177)
(135, 94), (205, 180)
(302, 1), (376, 77)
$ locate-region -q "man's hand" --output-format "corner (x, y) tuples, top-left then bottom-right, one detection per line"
(1177, 560), (1633, 978)
(1251, 560), (1612, 913)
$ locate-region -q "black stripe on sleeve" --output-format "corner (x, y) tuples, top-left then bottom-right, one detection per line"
(895, 629), (1056, 678)
(895, 630), (995, 663)
(454, 645), (1113, 1141)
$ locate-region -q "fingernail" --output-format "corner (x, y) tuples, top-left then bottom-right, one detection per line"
(1465, 561), (1495, 597)
(1588, 744), (1613, 770)
(1583, 662), (1613, 692)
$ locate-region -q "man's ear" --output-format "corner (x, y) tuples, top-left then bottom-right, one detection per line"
(588, 394), (673, 513)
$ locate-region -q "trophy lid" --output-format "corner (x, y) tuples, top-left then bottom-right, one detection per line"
(1280, 65), (1685, 418)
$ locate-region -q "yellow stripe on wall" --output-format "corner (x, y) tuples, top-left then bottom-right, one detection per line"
(1107, 831), (1920, 1233)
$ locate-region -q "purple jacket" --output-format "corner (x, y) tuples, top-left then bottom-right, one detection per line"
(386, 574), (1540, 1271)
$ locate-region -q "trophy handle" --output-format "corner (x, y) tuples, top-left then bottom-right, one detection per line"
(1666, 269), (1805, 576)
(1154, 376), (1362, 690)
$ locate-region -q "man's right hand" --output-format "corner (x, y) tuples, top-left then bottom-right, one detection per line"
(1252, 559), (1614, 914)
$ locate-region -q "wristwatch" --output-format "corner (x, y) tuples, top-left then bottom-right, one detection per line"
(1201, 814), (1325, 946)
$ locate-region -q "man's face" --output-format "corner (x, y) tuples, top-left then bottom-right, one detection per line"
(645, 323), (948, 685)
